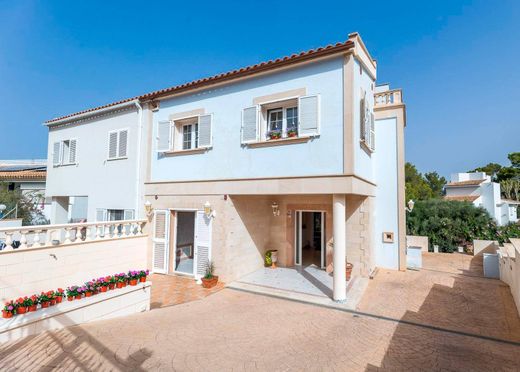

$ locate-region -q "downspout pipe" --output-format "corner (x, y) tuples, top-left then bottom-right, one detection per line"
(134, 100), (143, 219)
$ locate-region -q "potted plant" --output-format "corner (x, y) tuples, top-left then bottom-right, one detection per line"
(2, 300), (16, 318)
(39, 292), (51, 308)
(264, 250), (278, 268)
(98, 277), (110, 292)
(268, 130), (282, 140)
(127, 271), (139, 286)
(287, 128), (297, 138)
(76, 286), (86, 300)
(107, 276), (116, 290)
(66, 286), (79, 301)
(84, 282), (95, 297)
(28, 295), (38, 311)
(55, 288), (64, 303)
(201, 261), (218, 289)
(346, 262), (354, 281)
(138, 269), (149, 283)
(15, 297), (28, 314)
(47, 291), (57, 306)
(115, 273), (126, 289)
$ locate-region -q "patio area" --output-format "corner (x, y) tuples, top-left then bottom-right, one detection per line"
(228, 264), (368, 309)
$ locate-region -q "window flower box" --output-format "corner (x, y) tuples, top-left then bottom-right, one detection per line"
(287, 129), (297, 138)
(268, 131), (282, 140)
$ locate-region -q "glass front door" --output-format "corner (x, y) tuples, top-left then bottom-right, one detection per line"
(175, 211), (196, 274)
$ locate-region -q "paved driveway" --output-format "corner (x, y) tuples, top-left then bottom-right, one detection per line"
(1, 253), (519, 371)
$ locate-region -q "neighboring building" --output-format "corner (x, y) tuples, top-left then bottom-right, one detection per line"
(44, 33), (407, 302)
(445, 172), (519, 225)
(0, 159), (50, 222)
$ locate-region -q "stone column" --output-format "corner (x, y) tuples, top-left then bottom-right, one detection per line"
(333, 194), (346, 302)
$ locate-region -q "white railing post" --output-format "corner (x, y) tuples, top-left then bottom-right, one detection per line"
(19, 230), (28, 249)
(64, 227), (72, 244)
(4, 232), (13, 250)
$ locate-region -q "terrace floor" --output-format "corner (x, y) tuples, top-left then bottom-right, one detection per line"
(1, 253), (519, 371)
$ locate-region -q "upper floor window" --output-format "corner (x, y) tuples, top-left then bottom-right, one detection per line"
(157, 114), (212, 153)
(241, 95), (319, 144)
(108, 129), (128, 160)
(52, 139), (77, 167)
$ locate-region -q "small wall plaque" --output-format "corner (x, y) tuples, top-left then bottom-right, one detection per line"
(383, 232), (394, 243)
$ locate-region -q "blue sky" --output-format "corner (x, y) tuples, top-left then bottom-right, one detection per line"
(0, 0), (518, 176)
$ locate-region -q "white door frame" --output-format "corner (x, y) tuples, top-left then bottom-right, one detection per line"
(294, 210), (326, 269)
(170, 208), (198, 277)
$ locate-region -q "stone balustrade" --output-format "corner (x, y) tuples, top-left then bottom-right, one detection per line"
(0, 219), (147, 251)
(374, 89), (403, 106)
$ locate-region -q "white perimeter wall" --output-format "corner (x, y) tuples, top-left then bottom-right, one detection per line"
(0, 237), (148, 303)
(46, 108), (141, 222)
(373, 117), (399, 269)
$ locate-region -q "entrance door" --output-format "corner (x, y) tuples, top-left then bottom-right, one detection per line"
(295, 211), (325, 268)
(174, 211), (196, 275)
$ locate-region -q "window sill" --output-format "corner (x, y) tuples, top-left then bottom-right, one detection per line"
(107, 157), (128, 162)
(360, 140), (374, 155)
(247, 136), (311, 148)
(53, 163), (77, 168)
(162, 148), (209, 156)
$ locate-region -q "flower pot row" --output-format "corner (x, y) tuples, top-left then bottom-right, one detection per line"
(2, 269), (149, 319)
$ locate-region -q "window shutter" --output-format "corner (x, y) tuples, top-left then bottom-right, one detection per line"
(108, 132), (118, 159)
(157, 120), (171, 152)
(69, 139), (77, 164)
(96, 208), (107, 221)
(360, 96), (366, 142)
(298, 95), (320, 137)
(241, 106), (258, 144)
(124, 209), (135, 220)
(52, 142), (61, 166)
(198, 114), (212, 148)
(152, 210), (169, 273)
(370, 112), (375, 151)
(194, 211), (212, 278)
(118, 130), (128, 157)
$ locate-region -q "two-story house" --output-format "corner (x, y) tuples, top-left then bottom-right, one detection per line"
(445, 172), (519, 225)
(44, 33), (406, 302)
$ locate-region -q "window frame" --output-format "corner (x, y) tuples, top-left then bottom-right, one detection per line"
(107, 128), (129, 161)
(53, 138), (78, 167)
(260, 97), (299, 141)
(173, 116), (199, 152)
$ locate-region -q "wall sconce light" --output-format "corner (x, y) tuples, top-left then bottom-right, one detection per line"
(271, 202), (280, 217)
(144, 201), (153, 217)
(405, 199), (415, 213)
(204, 201), (216, 218)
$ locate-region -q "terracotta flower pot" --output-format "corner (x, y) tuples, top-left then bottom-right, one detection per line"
(139, 276), (146, 283)
(2, 310), (13, 318)
(41, 301), (50, 308)
(85, 292), (92, 297)
(201, 276), (219, 289)
(74, 295), (82, 300)
(17, 307), (27, 314)
(50, 299), (56, 306)
(108, 283), (115, 290)
(116, 282), (123, 289)
(288, 132), (297, 138)
(67, 296), (74, 302)
(345, 263), (353, 281)
(129, 279), (138, 286)
(100, 286), (108, 292)
(29, 305), (37, 312)
(56, 296), (63, 304)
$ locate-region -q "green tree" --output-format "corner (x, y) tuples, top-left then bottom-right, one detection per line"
(424, 172), (446, 198)
(471, 162), (502, 181)
(405, 162), (434, 201)
(508, 152), (520, 168)
(0, 182), (47, 225)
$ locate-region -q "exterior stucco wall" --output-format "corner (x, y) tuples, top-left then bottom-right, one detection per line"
(407, 235), (429, 252)
(46, 108), (141, 222)
(373, 117), (399, 270)
(151, 57), (345, 182)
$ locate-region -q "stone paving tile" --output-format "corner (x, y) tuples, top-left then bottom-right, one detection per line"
(1, 253), (519, 371)
(150, 273), (224, 308)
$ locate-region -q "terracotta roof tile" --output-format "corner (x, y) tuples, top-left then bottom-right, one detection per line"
(0, 170), (46, 180)
(444, 195), (480, 202)
(45, 39), (355, 124)
(446, 179), (486, 187)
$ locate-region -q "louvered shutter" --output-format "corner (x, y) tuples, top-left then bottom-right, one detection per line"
(52, 142), (61, 166)
(96, 208), (107, 221)
(108, 131), (118, 159)
(118, 130), (128, 157)
(157, 120), (171, 152)
(152, 210), (169, 273)
(197, 114), (212, 148)
(194, 211), (212, 278)
(370, 112), (375, 151)
(241, 106), (258, 144)
(298, 95), (320, 137)
(69, 139), (77, 164)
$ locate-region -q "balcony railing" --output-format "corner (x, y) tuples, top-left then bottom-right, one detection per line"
(0, 219), (147, 251)
(374, 89), (403, 107)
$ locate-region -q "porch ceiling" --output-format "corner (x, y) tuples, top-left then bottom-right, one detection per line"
(145, 175), (376, 197)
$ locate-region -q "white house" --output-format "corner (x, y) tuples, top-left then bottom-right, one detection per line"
(43, 33), (407, 302)
(445, 172), (519, 225)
